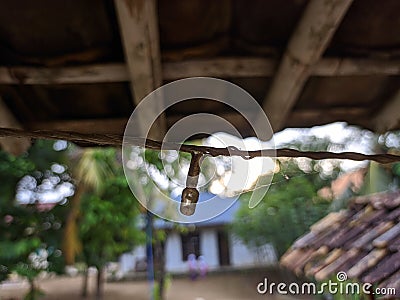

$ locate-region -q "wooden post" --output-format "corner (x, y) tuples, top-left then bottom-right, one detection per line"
(260, 0), (354, 131)
(0, 98), (30, 155)
(373, 89), (400, 133)
(114, 0), (166, 140)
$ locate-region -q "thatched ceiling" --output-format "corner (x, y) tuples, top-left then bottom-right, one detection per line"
(0, 0), (399, 153)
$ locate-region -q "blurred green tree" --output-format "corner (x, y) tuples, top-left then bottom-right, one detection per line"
(231, 159), (331, 257)
(63, 147), (143, 299)
(230, 134), (343, 257)
(0, 140), (71, 299)
(232, 130), (400, 258)
(63, 147), (116, 266)
(79, 166), (144, 299)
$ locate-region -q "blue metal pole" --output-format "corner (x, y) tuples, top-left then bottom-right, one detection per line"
(146, 210), (155, 300)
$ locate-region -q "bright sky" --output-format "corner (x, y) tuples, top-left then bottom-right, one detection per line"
(205, 122), (375, 195)
(273, 122), (374, 171)
(204, 133), (275, 196)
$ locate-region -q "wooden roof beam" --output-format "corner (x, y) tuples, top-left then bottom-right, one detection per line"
(1, 58), (400, 84)
(260, 0), (354, 131)
(28, 118), (128, 135)
(114, 0), (166, 140)
(0, 63), (128, 85)
(26, 106), (370, 139)
(165, 57), (400, 80)
(0, 98), (30, 155)
(27, 113), (251, 135)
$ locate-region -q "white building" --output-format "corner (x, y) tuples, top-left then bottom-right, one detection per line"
(120, 193), (277, 274)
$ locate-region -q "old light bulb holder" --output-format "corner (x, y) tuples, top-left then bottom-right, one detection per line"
(180, 187), (199, 216)
(180, 152), (202, 216)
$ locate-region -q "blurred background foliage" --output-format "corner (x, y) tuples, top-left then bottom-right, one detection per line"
(0, 127), (399, 299)
(232, 159), (332, 257)
(0, 142), (144, 299)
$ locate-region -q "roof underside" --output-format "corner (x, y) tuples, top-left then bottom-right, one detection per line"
(0, 0), (400, 151)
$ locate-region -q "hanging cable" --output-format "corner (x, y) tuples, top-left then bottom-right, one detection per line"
(0, 127), (399, 163)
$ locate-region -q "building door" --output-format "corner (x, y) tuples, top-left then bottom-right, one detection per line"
(181, 232), (200, 260)
(217, 230), (230, 266)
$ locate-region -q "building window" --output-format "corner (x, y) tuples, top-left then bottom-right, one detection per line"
(181, 232), (200, 261)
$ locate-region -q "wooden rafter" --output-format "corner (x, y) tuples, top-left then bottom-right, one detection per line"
(0, 64), (128, 85)
(114, 0), (166, 140)
(28, 118), (128, 135)
(27, 113), (251, 137)
(26, 106), (371, 138)
(261, 0), (354, 131)
(0, 98), (30, 155)
(165, 57), (400, 79)
(287, 107), (370, 128)
(1, 58), (399, 84)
